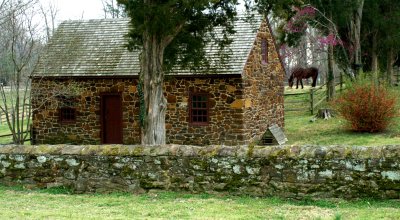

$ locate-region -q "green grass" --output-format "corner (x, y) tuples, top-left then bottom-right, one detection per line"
(284, 85), (400, 146)
(285, 113), (400, 146)
(0, 122), (30, 145)
(0, 123), (12, 144)
(0, 87), (31, 144)
(0, 185), (399, 219)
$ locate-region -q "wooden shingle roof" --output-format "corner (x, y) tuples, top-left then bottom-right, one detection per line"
(34, 16), (261, 77)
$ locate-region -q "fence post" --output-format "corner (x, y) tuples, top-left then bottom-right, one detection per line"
(397, 66), (400, 85)
(310, 88), (314, 115)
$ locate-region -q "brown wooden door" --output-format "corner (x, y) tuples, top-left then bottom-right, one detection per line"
(101, 94), (123, 144)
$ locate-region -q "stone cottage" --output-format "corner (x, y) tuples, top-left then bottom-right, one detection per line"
(31, 15), (285, 146)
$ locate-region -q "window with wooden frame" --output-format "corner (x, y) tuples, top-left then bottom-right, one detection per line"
(261, 38), (268, 64)
(57, 95), (77, 123)
(189, 93), (209, 125)
(59, 107), (76, 123)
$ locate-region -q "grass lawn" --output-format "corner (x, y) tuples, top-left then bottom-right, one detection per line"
(0, 185), (399, 220)
(0, 122), (30, 145)
(284, 113), (400, 146)
(0, 123), (12, 144)
(284, 84), (400, 146)
(0, 88), (30, 144)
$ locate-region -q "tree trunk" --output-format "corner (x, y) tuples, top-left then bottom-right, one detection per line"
(351, 0), (364, 75)
(387, 48), (394, 85)
(371, 32), (379, 73)
(299, 39), (307, 67)
(327, 5), (335, 101)
(140, 34), (167, 145)
(327, 43), (335, 101)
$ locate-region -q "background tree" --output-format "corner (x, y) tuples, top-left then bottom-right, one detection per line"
(39, 0), (59, 42)
(101, 0), (126, 18)
(362, 0), (400, 83)
(0, 0), (52, 144)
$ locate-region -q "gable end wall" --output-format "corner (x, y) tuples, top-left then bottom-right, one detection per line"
(242, 19), (285, 144)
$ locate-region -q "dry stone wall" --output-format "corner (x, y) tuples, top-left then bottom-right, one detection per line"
(0, 145), (399, 199)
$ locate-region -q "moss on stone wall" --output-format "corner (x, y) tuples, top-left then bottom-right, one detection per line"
(0, 144), (399, 199)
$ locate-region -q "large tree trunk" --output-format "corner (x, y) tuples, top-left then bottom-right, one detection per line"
(350, 0), (364, 75)
(140, 34), (167, 145)
(137, 0), (184, 145)
(327, 5), (335, 101)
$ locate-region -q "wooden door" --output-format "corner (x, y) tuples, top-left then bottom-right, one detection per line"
(101, 94), (123, 144)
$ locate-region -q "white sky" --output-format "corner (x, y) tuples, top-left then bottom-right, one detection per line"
(38, 0), (247, 30)
(40, 0), (247, 24)
(40, 0), (105, 24)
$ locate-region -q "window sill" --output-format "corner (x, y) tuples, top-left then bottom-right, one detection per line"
(59, 120), (77, 125)
(189, 122), (209, 126)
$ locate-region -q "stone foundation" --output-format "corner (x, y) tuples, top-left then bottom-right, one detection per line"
(0, 145), (399, 199)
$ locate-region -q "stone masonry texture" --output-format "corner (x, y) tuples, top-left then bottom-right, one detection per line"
(242, 19), (285, 143)
(31, 76), (247, 145)
(0, 145), (399, 199)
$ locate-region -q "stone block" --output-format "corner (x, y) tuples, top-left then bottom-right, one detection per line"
(230, 99), (244, 109)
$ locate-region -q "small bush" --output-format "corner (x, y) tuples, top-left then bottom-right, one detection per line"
(333, 75), (398, 132)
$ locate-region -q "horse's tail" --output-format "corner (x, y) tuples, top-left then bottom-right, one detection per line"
(313, 67), (319, 77)
(311, 67), (319, 87)
(288, 73), (293, 81)
(288, 72), (294, 87)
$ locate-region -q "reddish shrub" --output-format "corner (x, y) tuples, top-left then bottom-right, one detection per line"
(333, 82), (398, 132)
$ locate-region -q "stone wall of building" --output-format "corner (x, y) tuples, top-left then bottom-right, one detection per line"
(163, 76), (246, 145)
(31, 76), (250, 145)
(31, 78), (141, 145)
(0, 145), (399, 199)
(242, 19), (285, 143)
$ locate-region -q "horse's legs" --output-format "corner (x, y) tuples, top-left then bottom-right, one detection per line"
(296, 78), (300, 89)
(312, 77), (316, 87)
(300, 79), (304, 89)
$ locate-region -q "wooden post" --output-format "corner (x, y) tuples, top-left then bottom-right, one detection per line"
(310, 88), (314, 115)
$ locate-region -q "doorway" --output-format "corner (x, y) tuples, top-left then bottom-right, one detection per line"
(101, 94), (123, 144)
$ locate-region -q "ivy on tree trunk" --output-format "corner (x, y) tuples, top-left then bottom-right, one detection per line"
(140, 34), (168, 145)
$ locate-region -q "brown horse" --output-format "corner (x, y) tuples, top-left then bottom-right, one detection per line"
(288, 67), (319, 89)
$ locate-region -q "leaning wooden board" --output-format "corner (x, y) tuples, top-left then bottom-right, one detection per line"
(268, 124), (288, 145)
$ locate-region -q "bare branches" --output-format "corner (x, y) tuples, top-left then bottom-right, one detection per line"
(0, 0), (34, 26)
(39, 1), (59, 42)
(101, 0), (126, 19)
(0, 0), (48, 144)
